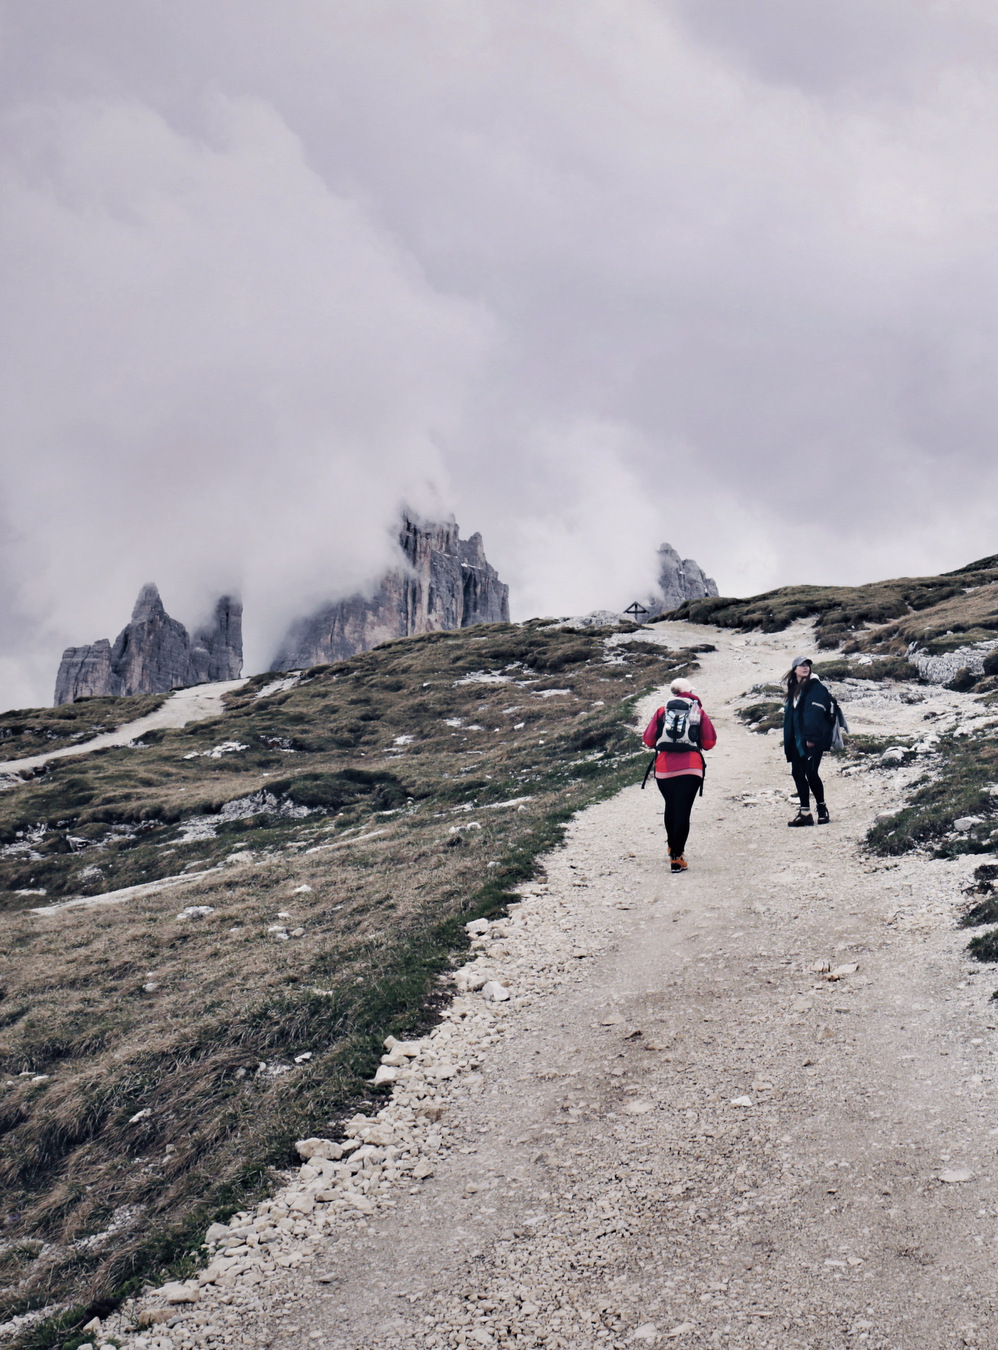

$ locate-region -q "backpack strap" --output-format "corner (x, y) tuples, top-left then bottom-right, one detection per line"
(698, 750), (706, 796)
(641, 755), (656, 789)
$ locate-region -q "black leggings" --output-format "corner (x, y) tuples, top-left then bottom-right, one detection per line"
(656, 775), (702, 857)
(790, 748), (824, 810)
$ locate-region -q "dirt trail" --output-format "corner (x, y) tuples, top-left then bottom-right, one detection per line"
(0, 679), (247, 777)
(121, 627), (998, 1350)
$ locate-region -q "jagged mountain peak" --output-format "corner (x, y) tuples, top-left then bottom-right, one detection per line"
(54, 587), (242, 704)
(272, 513), (509, 670)
(131, 582), (166, 623)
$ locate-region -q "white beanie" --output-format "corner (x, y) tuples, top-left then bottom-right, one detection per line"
(670, 677), (694, 696)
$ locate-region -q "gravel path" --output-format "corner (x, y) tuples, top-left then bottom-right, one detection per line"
(102, 626), (998, 1350)
(0, 679), (247, 777)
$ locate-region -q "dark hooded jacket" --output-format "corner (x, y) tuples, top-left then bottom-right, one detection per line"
(783, 676), (834, 760)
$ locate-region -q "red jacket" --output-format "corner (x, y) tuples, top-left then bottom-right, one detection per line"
(643, 696), (717, 778)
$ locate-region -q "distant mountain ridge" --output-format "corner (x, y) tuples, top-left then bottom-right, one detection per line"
(271, 513), (510, 670)
(48, 522), (716, 705)
(54, 585), (242, 705)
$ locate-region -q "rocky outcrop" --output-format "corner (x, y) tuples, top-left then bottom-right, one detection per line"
(647, 542), (718, 616)
(906, 640), (998, 685)
(54, 585), (242, 705)
(272, 515), (509, 669)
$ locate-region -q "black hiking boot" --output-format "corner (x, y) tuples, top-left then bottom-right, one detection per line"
(788, 810), (814, 827)
(670, 855), (688, 874)
(816, 803), (830, 824)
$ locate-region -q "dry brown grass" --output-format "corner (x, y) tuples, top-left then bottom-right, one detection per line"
(0, 695), (168, 763)
(849, 585), (998, 655)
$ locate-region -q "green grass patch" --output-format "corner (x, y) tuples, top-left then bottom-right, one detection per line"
(967, 929), (998, 963)
(812, 656), (922, 683)
(960, 896), (998, 928)
(866, 735), (998, 856)
(736, 701), (783, 734)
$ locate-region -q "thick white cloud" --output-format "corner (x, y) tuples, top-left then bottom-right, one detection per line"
(0, 92), (489, 697)
(4, 0), (998, 706)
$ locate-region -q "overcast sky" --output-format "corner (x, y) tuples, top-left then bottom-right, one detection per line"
(4, 1), (998, 708)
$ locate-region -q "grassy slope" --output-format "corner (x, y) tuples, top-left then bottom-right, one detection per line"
(667, 554), (998, 654)
(0, 696), (169, 764)
(0, 622), (693, 1342)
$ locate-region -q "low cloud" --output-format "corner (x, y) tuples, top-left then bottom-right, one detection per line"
(4, 2), (998, 706)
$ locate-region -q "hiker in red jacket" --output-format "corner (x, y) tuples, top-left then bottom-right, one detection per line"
(642, 678), (717, 873)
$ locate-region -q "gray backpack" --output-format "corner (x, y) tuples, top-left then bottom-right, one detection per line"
(829, 696), (849, 751)
(655, 697), (702, 753)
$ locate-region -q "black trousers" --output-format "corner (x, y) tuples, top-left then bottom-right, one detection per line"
(790, 748), (824, 809)
(655, 774), (702, 857)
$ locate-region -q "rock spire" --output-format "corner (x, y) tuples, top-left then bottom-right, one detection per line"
(54, 586), (242, 705)
(271, 514), (509, 669)
(647, 543), (718, 616)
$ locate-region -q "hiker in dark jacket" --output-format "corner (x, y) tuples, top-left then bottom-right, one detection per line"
(783, 655), (833, 826)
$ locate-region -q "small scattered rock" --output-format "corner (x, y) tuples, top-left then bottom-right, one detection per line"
(729, 1096), (753, 1108)
(160, 1280), (199, 1304)
(631, 1325), (659, 1344)
(455, 969), (489, 992)
(481, 981), (510, 1002)
(295, 1138), (343, 1161)
(827, 963), (859, 979)
(938, 1168), (973, 1184)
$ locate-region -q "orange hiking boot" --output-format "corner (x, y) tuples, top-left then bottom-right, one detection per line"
(670, 855), (688, 874)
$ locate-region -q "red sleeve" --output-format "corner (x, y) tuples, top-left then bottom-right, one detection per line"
(700, 709), (717, 751)
(643, 708), (664, 748)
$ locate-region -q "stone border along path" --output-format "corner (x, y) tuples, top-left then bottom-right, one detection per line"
(84, 623), (998, 1350)
(0, 679), (248, 778)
